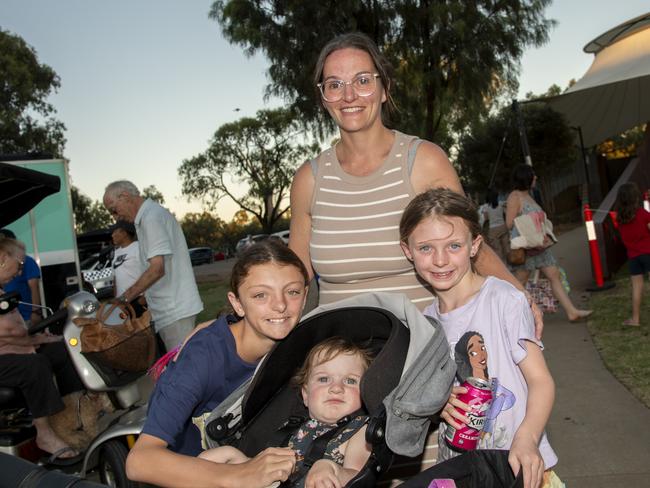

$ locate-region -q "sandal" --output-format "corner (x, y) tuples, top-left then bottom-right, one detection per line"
(569, 310), (593, 323)
(623, 319), (640, 327)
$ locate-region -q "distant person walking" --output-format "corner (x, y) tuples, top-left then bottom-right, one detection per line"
(0, 229), (43, 326)
(506, 165), (592, 322)
(482, 188), (509, 262)
(615, 182), (650, 326)
(103, 181), (203, 352)
(110, 220), (146, 316)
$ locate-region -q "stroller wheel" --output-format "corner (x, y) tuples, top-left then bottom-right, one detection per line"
(99, 440), (139, 488)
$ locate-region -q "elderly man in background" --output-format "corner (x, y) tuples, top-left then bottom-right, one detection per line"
(103, 180), (203, 352)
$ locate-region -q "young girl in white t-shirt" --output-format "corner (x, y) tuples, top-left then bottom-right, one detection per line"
(399, 188), (563, 488)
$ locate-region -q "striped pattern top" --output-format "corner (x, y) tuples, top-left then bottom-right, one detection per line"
(310, 130), (435, 310)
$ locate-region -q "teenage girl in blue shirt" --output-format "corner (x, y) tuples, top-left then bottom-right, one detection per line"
(126, 240), (309, 487)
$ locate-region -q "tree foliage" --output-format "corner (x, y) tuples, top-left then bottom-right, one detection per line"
(181, 210), (266, 254)
(455, 101), (577, 199)
(0, 29), (66, 157)
(178, 108), (319, 233)
(71, 186), (112, 234)
(181, 212), (226, 249)
(142, 184), (165, 204)
(210, 0), (554, 143)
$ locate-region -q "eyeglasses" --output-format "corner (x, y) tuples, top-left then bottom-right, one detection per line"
(317, 73), (380, 102)
(11, 255), (24, 272)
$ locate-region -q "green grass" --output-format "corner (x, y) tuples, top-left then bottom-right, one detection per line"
(586, 269), (650, 408)
(196, 280), (231, 323)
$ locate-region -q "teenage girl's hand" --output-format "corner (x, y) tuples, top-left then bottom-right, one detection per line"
(508, 432), (545, 488)
(237, 447), (296, 487)
(305, 459), (342, 488)
(440, 385), (470, 429)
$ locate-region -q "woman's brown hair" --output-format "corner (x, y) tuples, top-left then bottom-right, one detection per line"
(615, 182), (642, 225)
(313, 32), (397, 119)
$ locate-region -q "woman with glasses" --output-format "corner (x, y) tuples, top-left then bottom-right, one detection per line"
(0, 235), (84, 465)
(289, 32), (539, 317)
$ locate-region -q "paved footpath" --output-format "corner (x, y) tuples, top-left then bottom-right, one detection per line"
(543, 226), (650, 487)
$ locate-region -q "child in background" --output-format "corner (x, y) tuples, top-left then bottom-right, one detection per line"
(400, 188), (562, 488)
(615, 182), (650, 326)
(481, 188), (509, 262)
(200, 337), (373, 488)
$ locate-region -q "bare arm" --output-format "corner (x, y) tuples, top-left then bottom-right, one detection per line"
(121, 255), (165, 303)
(340, 425), (371, 483)
(505, 192), (521, 230)
(509, 342), (555, 488)
(27, 277), (42, 325)
(0, 311), (59, 346)
(126, 434), (296, 488)
(305, 426), (371, 488)
(289, 162), (316, 281)
(410, 141), (463, 194)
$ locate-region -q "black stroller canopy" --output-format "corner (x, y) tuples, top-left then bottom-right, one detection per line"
(242, 306), (411, 424)
(0, 162), (60, 227)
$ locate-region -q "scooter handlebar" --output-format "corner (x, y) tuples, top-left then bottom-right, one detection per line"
(27, 307), (69, 335)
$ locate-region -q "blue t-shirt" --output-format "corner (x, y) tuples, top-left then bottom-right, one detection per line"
(142, 314), (256, 455)
(4, 255), (41, 321)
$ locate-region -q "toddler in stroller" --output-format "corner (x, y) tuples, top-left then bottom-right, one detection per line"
(201, 292), (456, 487)
(201, 337), (374, 487)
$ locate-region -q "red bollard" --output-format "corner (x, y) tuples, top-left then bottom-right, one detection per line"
(584, 205), (615, 292)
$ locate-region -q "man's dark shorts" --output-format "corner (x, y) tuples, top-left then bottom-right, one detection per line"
(629, 254), (650, 275)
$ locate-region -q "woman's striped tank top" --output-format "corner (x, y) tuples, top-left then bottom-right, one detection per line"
(309, 130), (435, 311)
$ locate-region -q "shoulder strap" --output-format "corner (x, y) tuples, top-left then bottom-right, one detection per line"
(309, 158), (318, 178)
(407, 138), (423, 176)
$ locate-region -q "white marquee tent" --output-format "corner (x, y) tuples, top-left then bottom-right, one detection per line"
(541, 12), (650, 148)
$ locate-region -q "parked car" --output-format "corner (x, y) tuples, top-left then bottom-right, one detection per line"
(80, 246), (114, 299)
(271, 230), (290, 245)
(189, 247), (214, 266)
(213, 250), (226, 261)
(235, 234), (270, 255)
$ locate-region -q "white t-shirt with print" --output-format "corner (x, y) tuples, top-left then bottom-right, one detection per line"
(112, 241), (144, 297)
(424, 276), (557, 468)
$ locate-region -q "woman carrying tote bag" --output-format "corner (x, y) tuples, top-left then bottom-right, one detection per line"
(505, 165), (592, 322)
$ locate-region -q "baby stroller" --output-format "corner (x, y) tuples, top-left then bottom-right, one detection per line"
(202, 292), (456, 487)
(399, 449), (523, 488)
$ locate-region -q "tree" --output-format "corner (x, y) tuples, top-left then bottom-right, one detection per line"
(0, 29), (66, 156)
(181, 212), (225, 248)
(455, 101), (577, 203)
(71, 186), (112, 234)
(142, 184), (165, 204)
(178, 108), (319, 233)
(210, 1), (554, 143)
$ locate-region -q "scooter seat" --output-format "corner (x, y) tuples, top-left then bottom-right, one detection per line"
(0, 386), (27, 410)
